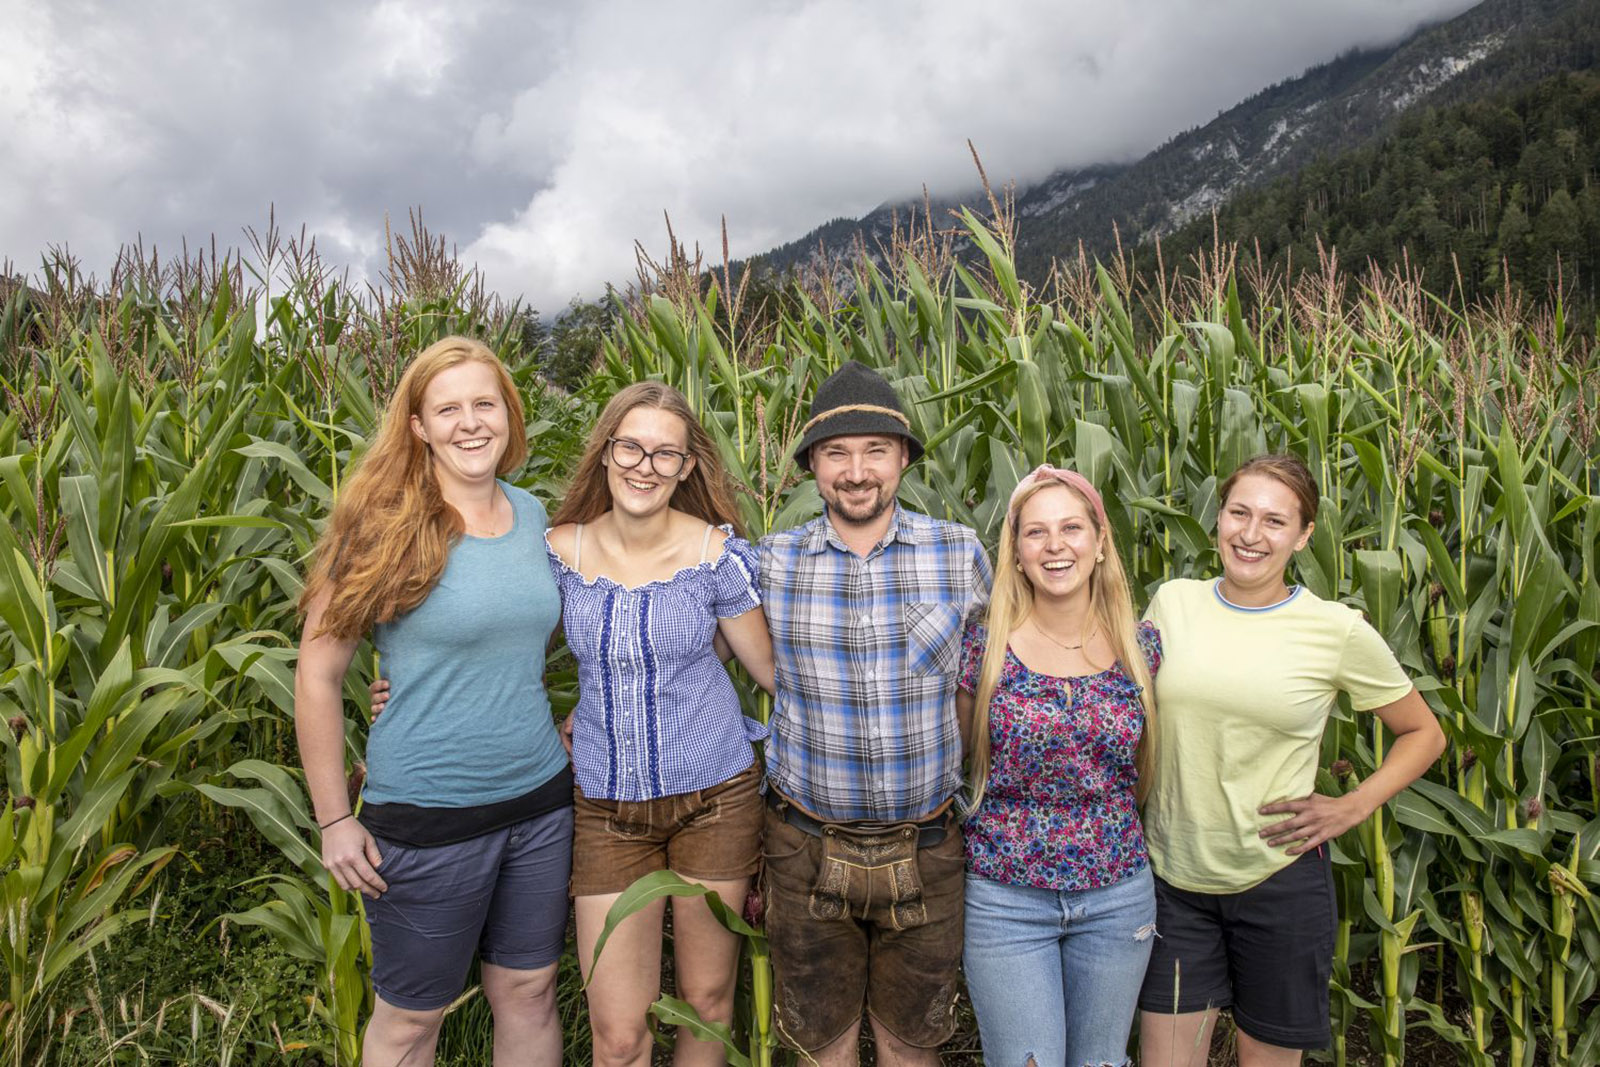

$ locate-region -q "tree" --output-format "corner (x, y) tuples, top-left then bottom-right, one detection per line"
(545, 296), (616, 391)
(1496, 198), (1533, 285)
(1530, 188), (1581, 286)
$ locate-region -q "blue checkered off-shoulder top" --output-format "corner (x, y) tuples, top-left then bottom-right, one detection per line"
(546, 523), (769, 802)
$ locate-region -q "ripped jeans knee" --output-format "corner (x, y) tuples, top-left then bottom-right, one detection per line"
(963, 867), (1155, 1066)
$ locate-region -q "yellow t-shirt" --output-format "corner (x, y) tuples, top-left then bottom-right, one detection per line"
(1142, 578), (1413, 893)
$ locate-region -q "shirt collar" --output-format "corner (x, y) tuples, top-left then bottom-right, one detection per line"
(805, 503), (921, 556)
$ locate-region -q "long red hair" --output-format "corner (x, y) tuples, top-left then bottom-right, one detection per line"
(300, 336), (527, 638)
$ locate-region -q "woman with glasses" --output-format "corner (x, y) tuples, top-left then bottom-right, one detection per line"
(546, 382), (775, 1067)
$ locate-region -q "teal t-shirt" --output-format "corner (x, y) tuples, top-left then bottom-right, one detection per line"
(364, 483), (566, 807)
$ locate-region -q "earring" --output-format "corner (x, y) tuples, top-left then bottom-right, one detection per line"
(1015, 563), (1023, 572)
(1095, 551), (1104, 562)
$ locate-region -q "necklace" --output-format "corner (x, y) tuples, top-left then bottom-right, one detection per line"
(461, 499), (508, 538)
(1030, 617), (1095, 652)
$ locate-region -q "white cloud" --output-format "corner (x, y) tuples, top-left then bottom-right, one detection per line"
(1, 0), (1480, 309)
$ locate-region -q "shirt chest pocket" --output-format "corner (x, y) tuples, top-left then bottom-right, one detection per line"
(901, 602), (963, 676)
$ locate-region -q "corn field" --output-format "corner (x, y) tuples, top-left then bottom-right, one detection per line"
(1, 206), (1598, 1065)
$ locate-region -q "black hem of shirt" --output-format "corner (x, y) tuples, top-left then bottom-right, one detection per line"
(359, 765), (574, 848)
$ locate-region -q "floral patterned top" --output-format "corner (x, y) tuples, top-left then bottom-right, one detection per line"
(958, 620), (1161, 891)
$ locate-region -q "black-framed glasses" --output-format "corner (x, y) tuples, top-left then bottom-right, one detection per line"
(607, 437), (690, 477)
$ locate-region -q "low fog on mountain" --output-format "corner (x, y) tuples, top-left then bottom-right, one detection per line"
(2, 0), (1476, 311)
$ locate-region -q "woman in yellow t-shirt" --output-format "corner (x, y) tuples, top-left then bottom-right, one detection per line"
(1136, 453), (1445, 1067)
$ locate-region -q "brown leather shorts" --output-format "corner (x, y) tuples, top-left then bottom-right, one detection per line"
(762, 807), (965, 1052)
(569, 763), (763, 896)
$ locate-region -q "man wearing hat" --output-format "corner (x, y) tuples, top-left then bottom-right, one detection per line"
(758, 361), (992, 1064)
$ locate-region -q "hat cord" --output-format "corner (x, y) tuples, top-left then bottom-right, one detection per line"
(799, 403), (912, 436)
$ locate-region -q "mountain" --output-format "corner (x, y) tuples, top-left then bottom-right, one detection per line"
(750, 0), (1600, 284)
(1155, 68), (1600, 307)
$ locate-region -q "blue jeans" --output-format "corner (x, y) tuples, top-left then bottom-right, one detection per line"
(963, 866), (1156, 1067)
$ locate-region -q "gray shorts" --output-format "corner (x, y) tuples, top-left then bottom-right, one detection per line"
(367, 806), (574, 1011)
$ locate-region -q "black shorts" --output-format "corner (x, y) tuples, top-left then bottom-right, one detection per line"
(1138, 848), (1337, 1050)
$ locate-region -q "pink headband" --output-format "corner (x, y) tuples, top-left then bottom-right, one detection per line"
(1007, 465), (1107, 527)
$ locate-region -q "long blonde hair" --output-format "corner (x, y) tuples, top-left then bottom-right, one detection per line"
(300, 336), (527, 638)
(551, 382), (744, 534)
(968, 478), (1158, 809)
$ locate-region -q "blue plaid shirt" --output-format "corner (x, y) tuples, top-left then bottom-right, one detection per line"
(759, 506), (992, 821)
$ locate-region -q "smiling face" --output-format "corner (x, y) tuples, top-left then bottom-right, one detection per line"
(409, 359), (511, 488)
(1015, 484), (1103, 604)
(1216, 472), (1314, 595)
(811, 434), (908, 528)
(602, 405), (695, 519)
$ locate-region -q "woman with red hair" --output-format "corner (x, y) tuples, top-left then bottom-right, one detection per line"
(296, 336), (571, 1066)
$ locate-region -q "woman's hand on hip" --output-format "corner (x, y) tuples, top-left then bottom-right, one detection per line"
(1258, 792), (1366, 855)
(322, 818), (389, 897)
(369, 678), (389, 721)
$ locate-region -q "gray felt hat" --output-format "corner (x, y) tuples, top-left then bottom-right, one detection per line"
(792, 361), (924, 471)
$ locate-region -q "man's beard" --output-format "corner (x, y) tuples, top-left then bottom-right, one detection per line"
(824, 480), (895, 525)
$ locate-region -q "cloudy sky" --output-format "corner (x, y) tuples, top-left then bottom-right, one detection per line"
(3, 0), (1480, 313)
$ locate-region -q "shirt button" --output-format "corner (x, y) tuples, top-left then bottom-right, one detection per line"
(859, 615), (872, 626)
(870, 727), (880, 739)
(866, 670), (876, 681)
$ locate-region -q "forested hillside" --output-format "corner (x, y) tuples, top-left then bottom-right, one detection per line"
(1016, 0), (1600, 275)
(1154, 70), (1600, 306)
(753, 0), (1600, 308)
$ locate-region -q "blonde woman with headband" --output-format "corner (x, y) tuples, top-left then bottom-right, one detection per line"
(954, 465), (1160, 1067)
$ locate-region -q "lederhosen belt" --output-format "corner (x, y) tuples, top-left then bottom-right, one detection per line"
(765, 789), (952, 848)
(766, 789), (954, 929)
